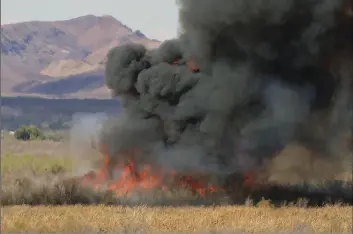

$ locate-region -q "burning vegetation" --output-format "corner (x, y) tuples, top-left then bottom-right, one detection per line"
(81, 144), (223, 198)
(78, 0), (352, 205)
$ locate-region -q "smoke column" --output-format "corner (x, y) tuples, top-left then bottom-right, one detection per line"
(102, 0), (353, 181)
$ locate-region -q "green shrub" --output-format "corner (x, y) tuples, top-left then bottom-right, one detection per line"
(14, 125), (45, 141)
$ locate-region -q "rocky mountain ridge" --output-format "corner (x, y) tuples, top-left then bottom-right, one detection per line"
(1, 15), (161, 98)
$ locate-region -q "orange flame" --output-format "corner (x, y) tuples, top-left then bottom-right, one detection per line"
(81, 144), (226, 197)
(170, 58), (200, 72)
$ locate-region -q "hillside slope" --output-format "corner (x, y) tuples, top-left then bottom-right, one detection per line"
(1, 15), (161, 98)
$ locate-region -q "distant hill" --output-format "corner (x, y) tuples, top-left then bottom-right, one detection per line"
(1, 15), (161, 98)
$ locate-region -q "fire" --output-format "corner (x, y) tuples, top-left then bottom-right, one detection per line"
(105, 160), (166, 195)
(81, 144), (223, 197)
(170, 58), (200, 72)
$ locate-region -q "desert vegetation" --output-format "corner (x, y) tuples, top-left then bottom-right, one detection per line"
(1, 135), (352, 233)
(3, 205), (352, 233)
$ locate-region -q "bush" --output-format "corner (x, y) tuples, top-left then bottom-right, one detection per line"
(14, 125), (45, 141)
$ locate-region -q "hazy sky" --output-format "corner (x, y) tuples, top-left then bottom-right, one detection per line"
(1, 0), (180, 40)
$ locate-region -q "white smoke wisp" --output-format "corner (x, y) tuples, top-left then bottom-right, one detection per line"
(69, 113), (109, 175)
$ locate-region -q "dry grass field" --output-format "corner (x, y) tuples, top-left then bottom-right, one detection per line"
(2, 205), (352, 233)
(1, 135), (352, 233)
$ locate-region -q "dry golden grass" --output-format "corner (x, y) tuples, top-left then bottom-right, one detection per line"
(2, 205), (352, 233)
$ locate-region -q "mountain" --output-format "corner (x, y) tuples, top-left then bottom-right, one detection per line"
(1, 15), (161, 98)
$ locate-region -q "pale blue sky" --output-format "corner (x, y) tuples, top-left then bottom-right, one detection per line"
(1, 0), (180, 40)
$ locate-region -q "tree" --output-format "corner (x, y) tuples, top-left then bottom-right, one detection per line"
(14, 125), (44, 141)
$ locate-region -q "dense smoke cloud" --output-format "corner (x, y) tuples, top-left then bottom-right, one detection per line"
(102, 0), (352, 181)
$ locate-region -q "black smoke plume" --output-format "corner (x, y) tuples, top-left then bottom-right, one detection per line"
(102, 0), (353, 182)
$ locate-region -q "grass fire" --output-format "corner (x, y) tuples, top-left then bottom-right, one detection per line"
(81, 144), (223, 198)
(2, 0), (351, 208)
(1, 0), (353, 232)
(79, 0), (353, 205)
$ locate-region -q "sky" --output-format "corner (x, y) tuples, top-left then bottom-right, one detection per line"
(1, 0), (180, 40)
